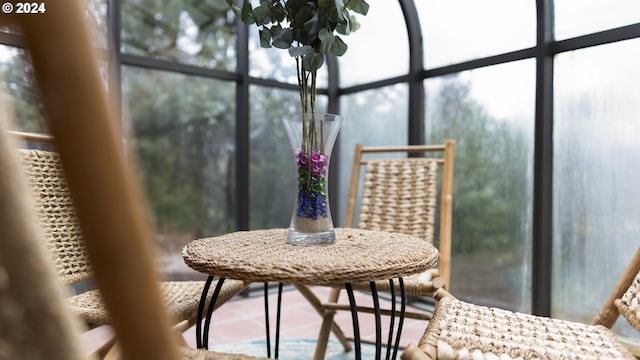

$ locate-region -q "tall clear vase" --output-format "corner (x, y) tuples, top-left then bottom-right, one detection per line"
(282, 113), (343, 246)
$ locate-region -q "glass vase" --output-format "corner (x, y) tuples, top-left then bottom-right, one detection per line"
(282, 113), (343, 246)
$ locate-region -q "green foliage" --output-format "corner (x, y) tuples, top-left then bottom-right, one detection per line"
(123, 68), (237, 240)
(226, 0), (369, 113)
(122, 0), (237, 69)
(0, 49), (48, 133)
(229, 0), (368, 63)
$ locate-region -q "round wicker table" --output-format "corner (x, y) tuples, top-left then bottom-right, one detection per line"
(182, 228), (439, 360)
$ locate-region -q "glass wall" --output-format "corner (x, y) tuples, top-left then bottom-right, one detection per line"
(424, 60), (535, 311)
(122, 67), (236, 270)
(554, 0), (640, 40)
(417, 0), (535, 69)
(553, 39), (640, 347)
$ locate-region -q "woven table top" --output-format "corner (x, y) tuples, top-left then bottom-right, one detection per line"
(182, 228), (438, 286)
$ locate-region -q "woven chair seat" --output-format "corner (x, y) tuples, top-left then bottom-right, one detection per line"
(67, 279), (245, 326)
(419, 296), (635, 360)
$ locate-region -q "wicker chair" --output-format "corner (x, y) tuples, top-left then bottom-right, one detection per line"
(0, 108), (263, 360)
(401, 246), (640, 360)
(13, 145), (246, 351)
(295, 141), (455, 359)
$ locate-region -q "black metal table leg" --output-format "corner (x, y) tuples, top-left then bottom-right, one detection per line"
(345, 283), (361, 360)
(203, 277), (227, 349)
(195, 276), (226, 349)
(263, 282), (271, 358)
(275, 282), (283, 359)
(263, 282), (284, 358)
(386, 279), (396, 360)
(391, 277), (406, 360)
(370, 281), (382, 359)
(195, 275), (215, 349)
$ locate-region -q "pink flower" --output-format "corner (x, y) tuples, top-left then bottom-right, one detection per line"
(311, 152), (327, 176)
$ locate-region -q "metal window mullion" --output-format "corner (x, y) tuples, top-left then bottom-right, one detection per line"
(326, 54), (341, 225)
(236, 22), (250, 231)
(108, 0), (123, 135)
(532, 0), (554, 317)
(400, 0), (424, 146)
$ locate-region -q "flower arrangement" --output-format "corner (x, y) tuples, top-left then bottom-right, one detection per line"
(227, 0), (369, 243)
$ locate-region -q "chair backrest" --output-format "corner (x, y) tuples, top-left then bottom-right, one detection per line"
(344, 141), (455, 287)
(16, 147), (93, 286)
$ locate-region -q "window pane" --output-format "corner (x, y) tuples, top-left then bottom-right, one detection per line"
(122, 66), (236, 276)
(121, 0), (236, 71)
(249, 86), (328, 229)
(87, 0), (108, 48)
(417, 0), (535, 69)
(337, 84), (408, 223)
(554, 0), (640, 40)
(338, 0), (408, 87)
(554, 40), (640, 347)
(0, 46), (47, 133)
(425, 60), (535, 312)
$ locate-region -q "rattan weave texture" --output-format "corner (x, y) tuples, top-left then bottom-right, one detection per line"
(359, 158), (438, 245)
(420, 296), (635, 360)
(18, 149), (93, 285)
(68, 280), (245, 325)
(349, 158), (440, 294)
(17, 148), (246, 330)
(616, 271), (640, 332)
(183, 228), (438, 286)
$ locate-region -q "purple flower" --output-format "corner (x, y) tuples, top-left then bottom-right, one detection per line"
(295, 148), (308, 168)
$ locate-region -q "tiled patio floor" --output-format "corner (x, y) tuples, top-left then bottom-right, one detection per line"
(82, 285), (431, 357)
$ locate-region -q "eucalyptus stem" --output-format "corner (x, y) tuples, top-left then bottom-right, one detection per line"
(304, 71), (310, 152)
(320, 118), (325, 154)
(310, 70), (317, 115)
(310, 71), (318, 150)
(296, 55), (309, 153)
